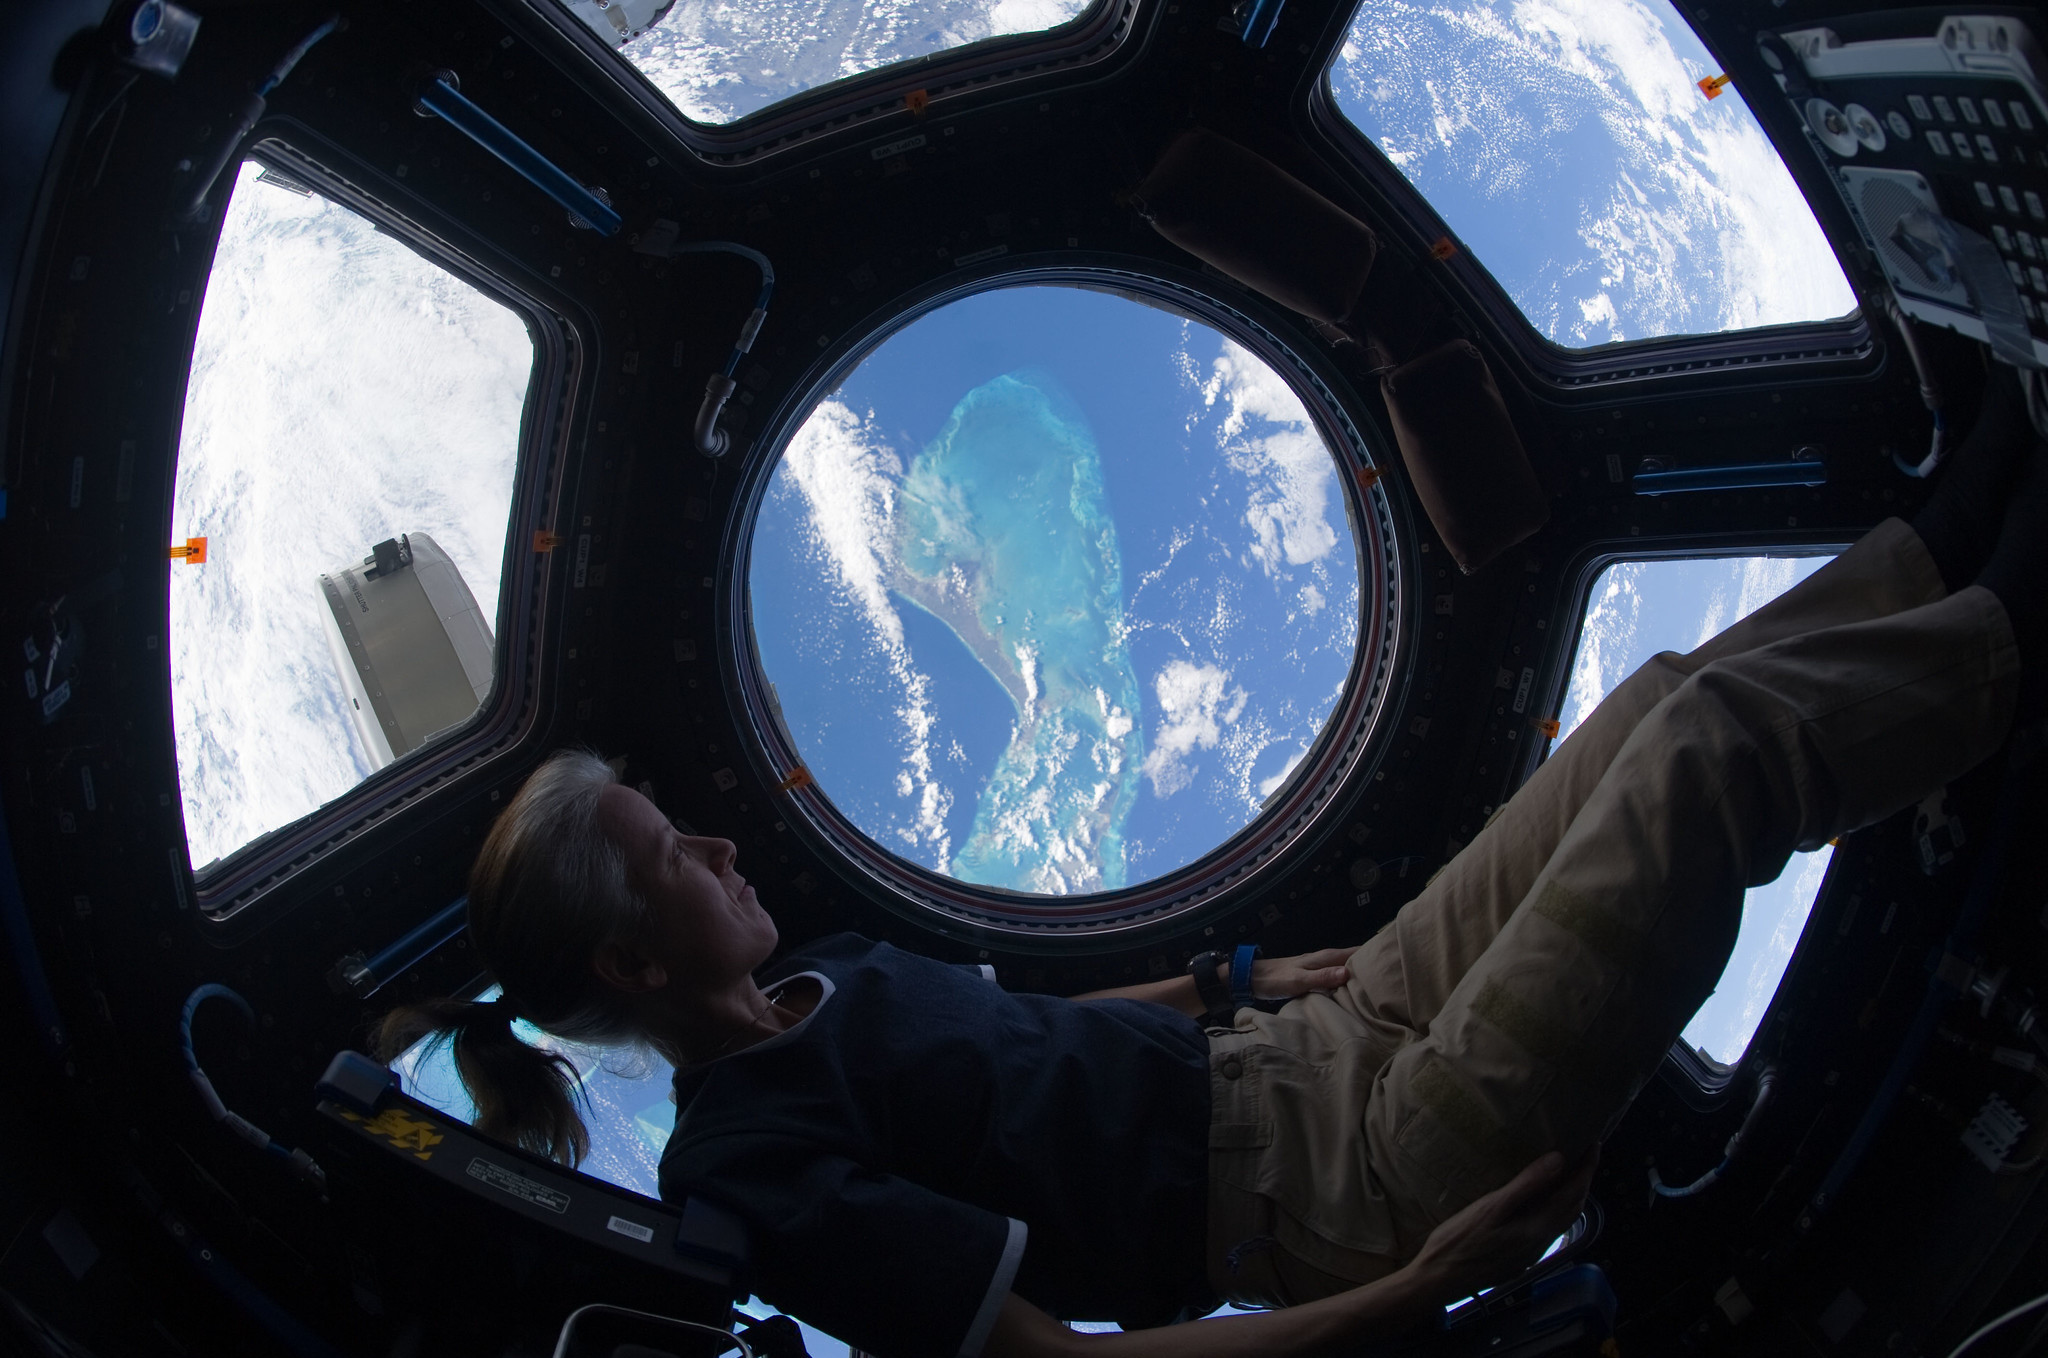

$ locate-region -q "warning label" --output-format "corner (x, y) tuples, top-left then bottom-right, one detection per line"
(466, 1157), (570, 1214)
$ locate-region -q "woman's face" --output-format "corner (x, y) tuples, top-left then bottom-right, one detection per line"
(596, 783), (778, 991)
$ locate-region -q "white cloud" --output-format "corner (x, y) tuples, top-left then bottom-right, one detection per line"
(1016, 641), (1039, 713)
(1257, 746), (1308, 800)
(1557, 560), (1644, 743)
(780, 399), (954, 865)
(1142, 660), (1247, 797)
(1200, 342), (1339, 575)
(625, 0), (1089, 125)
(781, 400), (905, 647)
(987, 0), (1084, 32)
(1576, 291), (1620, 340)
(1096, 687), (1133, 741)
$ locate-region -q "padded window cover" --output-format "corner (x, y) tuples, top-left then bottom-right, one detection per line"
(1136, 129), (1378, 325)
(1381, 339), (1548, 573)
(1137, 131), (1543, 574)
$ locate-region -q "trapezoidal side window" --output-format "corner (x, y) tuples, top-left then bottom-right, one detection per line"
(1555, 551), (1840, 1068)
(742, 281), (1401, 933)
(1326, 0), (1858, 349)
(559, 0), (1102, 127)
(170, 158), (535, 881)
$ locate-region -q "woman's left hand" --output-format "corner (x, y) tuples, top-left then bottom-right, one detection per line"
(1249, 946), (1358, 1000)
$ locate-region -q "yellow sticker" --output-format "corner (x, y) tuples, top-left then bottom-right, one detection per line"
(341, 1106), (446, 1160)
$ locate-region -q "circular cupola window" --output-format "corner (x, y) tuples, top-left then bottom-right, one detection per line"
(744, 281), (1399, 933)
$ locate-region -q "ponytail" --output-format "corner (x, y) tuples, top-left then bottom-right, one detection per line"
(376, 748), (652, 1167)
(376, 992), (591, 1166)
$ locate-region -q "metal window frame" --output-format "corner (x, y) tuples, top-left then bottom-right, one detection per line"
(719, 260), (1414, 945)
(182, 133), (580, 921)
(1299, 37), (1882, 395)
(493, 0), (1149, 167)
(1529, 538), (1851, 1101)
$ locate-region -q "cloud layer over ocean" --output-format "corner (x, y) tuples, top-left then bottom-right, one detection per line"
(1332, 0), (1856, 345)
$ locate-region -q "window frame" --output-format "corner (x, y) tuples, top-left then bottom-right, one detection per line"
(723, 263), (1410, 944)
(1528, 537), (1851, 1099)
(181, 135), (581, 921)
(496, 0), (1145, 165)
(1301, 33), (1881, 393)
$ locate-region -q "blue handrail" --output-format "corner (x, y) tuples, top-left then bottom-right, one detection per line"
(364, 896), (470, 982)
(1632, 460), (1826, 495)
(332, 896), (469, 997)
(415, 77), (622, 236)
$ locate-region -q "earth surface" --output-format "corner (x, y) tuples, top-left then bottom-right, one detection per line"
(750, 287), (1362, 896)
(1329, 0), (1857, 345)
(619, 0), (1087, 123)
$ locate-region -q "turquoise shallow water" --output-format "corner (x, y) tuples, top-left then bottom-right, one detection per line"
(894, 373), (1145, 893)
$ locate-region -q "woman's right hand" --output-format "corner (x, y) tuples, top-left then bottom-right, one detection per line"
(1248, 947), (1358, 1001)
(1400, 1146), (1600, 1305)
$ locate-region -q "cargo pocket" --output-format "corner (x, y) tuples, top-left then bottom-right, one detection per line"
(1247, 1039), (1405, 1261)
(1385, 1054), (1517, 1226)
(1207, 1039), (1276, 1194)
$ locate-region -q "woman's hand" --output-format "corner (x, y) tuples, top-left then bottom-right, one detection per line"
(1249, 947), (1358, 1001)
(1069, 945), (1358, 1017)
(1400, 1146), (1600, 1306)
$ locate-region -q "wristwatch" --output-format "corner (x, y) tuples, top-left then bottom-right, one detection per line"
(1187, 949), (1234, 1025)
(1188, 944), (1261, 1026)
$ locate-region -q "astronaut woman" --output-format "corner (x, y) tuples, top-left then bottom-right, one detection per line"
(383, 385), (2043, 1358)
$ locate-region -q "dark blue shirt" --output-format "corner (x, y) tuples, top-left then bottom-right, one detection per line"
(657, 934), (1213, 1358)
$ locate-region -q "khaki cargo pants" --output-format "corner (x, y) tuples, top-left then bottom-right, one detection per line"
(1206, 518), (2019, 1306)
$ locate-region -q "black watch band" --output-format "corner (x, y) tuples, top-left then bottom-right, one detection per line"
(1187, 950), (1233, 1022)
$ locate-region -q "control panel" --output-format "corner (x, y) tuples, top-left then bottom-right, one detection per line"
(1762, 11), (2048, 366)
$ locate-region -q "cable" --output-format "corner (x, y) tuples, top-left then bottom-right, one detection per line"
(1949, 1289), (2048, 1358)
(179, 985), (325, 1185)
(670, 241), (775, 299)
(174, 15), (342, 221)
(256, 13), (340, 95)
(81, 71), (140, 141)
(1882, 293), (1952, 478)
(666, 241), (776, 456)
(1650, 1062), (1781, 1198)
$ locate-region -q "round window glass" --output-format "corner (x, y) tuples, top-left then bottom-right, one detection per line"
(749, 286), (1370, 899)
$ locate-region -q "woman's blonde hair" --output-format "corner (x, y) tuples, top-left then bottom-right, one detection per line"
(376, 748), (650, 1165)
